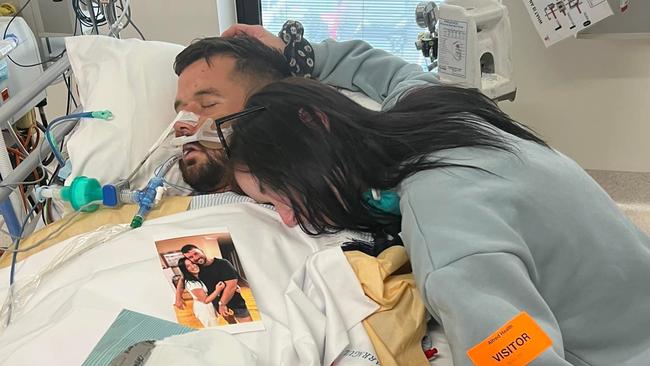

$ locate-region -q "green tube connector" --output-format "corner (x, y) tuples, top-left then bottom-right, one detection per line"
(91, 110), (114, 120)
(130, 215), (143, 229)
(60, 176), (103, 212)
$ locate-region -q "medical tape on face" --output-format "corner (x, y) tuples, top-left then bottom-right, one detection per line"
(170, 111), (230, 148)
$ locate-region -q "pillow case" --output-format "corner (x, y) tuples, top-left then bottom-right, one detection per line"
(65, 35), (186, 190)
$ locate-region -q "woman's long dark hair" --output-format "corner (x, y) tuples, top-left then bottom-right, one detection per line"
(229, 77), (547, 236)
(177, 258), (200, 283)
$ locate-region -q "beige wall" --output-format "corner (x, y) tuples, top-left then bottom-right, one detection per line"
(117, 0), (219, 45)
(500, 0), (650, 172)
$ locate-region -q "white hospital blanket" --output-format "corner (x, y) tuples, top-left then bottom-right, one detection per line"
(148, 248), (380, 366)
(286, 247), (379, 365)
(0, 203), (377, 365)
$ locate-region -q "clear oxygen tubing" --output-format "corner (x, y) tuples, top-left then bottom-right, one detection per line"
(0, 154), (181, 326)
(0, 221), (131, 330)
(0, 154), (182, 327)
(129, 154), (181, 228)
(108, 0), (132, 37)
(0, 120), (181, 328)
(0, 113), (185, 331)
(124, 112), (179, 185)
(45, 110), (113, 167)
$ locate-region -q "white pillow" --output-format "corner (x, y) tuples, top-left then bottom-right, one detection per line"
(65, 35), (187, 191)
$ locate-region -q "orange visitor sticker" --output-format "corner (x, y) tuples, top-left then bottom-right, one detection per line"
(466, 312), (552, 366)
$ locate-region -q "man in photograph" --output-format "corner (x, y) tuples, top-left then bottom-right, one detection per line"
(175, 244), (253, 323)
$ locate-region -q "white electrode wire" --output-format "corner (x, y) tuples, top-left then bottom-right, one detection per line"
(125, 116), (178, 184)
(107, 0), (132, 37)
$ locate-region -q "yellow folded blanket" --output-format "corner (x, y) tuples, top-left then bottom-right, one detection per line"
(345, 246), (429, 366)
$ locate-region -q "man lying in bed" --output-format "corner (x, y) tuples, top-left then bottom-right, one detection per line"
(6, 21), (439, 266)
(172, 21), (439, 195)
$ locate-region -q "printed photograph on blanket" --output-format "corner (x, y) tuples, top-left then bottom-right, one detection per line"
(154, 229), (264, 333)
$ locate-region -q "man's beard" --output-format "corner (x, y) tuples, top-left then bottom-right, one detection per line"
(179, 146), (227, 193)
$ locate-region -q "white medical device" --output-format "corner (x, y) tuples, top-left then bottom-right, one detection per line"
(415, 0), (516, 101)
(0, 17), (44, 107)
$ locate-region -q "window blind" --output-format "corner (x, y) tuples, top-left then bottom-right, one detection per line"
(261, 0), (440, 69)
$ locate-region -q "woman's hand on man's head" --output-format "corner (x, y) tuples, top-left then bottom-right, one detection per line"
(221, 24), (286, 53)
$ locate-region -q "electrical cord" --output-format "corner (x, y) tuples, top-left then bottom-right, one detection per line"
(47, 164), (61, 186)
(2, 127), (47, 215)
(117, 0), (145, 40)
(41, 198), (48, 225)
(37, 106), (48, 128)
(63, 75), (78, 114)
(36, 105), (54, 168)
(8, 203), (38, 286)
(72, 0), (107, 28)
(34, 122), (46, 133)
(127, 13), (146, 40)
(108, 0), (131, 37)
(41, 127), (58, 166)
(3, 201), (99, 325)
(65, 81), (71, 115)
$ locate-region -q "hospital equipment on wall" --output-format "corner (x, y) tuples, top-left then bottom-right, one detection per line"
(13, 0), (140, 63)
(0, 0), (141, 253)
(0, 33), (60, 240)
(0, 15), (51, 237)
(414, 0), (516, 102)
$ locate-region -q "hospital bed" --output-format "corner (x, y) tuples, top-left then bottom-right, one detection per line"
(0, 33), (455, 366)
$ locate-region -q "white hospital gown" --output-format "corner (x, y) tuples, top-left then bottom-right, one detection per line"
(185, 280), (218, 328)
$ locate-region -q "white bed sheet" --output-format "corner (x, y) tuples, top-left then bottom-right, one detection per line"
(0, 203), (453, 366)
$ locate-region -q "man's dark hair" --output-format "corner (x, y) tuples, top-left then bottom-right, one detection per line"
(180, 244), (199, 253)
(174, 36), (292, 86)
